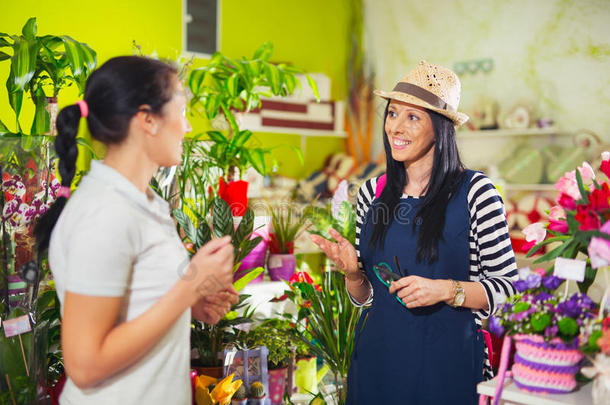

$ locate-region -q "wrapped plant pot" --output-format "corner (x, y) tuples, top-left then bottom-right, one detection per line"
(512, 334), (583, 394)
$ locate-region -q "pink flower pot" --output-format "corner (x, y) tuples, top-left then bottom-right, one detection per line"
(268, 367), (288, 405)
(234, 236), (267, 284)
(267, 254), (296, 281)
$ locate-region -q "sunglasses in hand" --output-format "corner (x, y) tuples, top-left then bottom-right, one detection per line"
(373, 257), (407, 307)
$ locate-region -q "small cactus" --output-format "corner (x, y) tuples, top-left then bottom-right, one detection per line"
(249, 381), (265, 398)
(233, 384), (247, 400)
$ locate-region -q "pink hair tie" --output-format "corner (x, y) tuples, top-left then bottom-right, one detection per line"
(57, 186), (71, 199)
(76, 100), (89, 118)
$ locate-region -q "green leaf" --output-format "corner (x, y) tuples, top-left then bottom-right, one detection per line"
(513, 302), (530, 313)
(226, 73), (239, 97)
(231, 130), (252, 149)
(253, 42), (273, 61)
(20, 133), (42, 151)
(8, 36), (36, 92)
(212, 197), (234, 238)
(558, 317), (578, 337)
(30, 84), (49, 135)
(0, 37), (11, 48)
(206, 130), (228, 144)
(305, 73), (320, 101)
(173, 209), (197, 244)
(283, 72), (296, 94)
(234, 208), (254, 245)
(0, 51), (10, 61)
(244, 148), (267, 175)
(525, 235), (570, 258)
(188, 68), (207, 95)
(575, 169), (589, 205)
(196, 222), (212, 247)
(76, 136), (98, 159)
(236, 236), (262, 264)
(232, 267), (264, 291)
(264, 63), (281, 94)
(21, 18), (37, 41)
(0, 118), (9, 134)
(204, 93), (221, 119)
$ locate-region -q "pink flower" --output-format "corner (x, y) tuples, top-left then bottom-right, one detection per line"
(577, 162), (595, 184)
(548, 206), (566, 221)
(523, 222), (547, 244)
(601, 151), (610, 179)
(555, 173), (581, 201)
(2, 198), (21, 221)
(2, 175), (26, 200)
(532, 268), (547, 277)
(548, 219), (569, 233)
(588, 221), (610, 269)
(557, 193), (577, 210)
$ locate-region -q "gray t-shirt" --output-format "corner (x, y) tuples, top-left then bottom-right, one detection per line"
(49, 160), (191, 404)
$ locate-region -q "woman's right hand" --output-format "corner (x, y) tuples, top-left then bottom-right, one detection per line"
(310, 228), (359, 278)
(184, 236), (235, 304)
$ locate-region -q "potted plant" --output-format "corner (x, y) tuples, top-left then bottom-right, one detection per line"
(230, 383), (247, 405)
(248, 381), (266, 405)
(490, 268), (597, 394)
(0, 17), (97, 137)
(187, 42), (317, 214)
(245, 320), (294, 405)
(267, 201), (308, 281)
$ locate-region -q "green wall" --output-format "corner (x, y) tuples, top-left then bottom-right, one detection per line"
(0, 0), (350, 178)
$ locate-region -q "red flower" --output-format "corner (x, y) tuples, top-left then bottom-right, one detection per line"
(548, 219), (569, 234)
(521, 240), (536, 253)
(270, 294), (289, 302)
(289, 271), (314, 285)
(601, 160), (610, 179)
(557, 193), (577, 210)
(575, 205), (601, 231)
(314, 284), (322, 292)
(301, 300), (312, 308)
(589, 183), (610, 212)
(603, 316), (610, 331)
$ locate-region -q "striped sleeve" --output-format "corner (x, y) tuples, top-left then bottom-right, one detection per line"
(348, 177), (377, 307)
(468, 172), (518, 320)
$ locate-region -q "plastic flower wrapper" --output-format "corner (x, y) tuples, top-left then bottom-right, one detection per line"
(490, 271), (597, 343)
(524, 151), (610, 294)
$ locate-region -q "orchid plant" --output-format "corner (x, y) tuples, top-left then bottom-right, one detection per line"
(490, 268), (597, 343)
(522, 151), (610, 293)
(2, 173), (60, 230)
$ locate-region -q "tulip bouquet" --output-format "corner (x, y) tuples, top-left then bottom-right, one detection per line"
(522, 151), (610, 293)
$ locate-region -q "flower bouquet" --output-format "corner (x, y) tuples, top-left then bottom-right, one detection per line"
(490, 268), (597, 394)
(522, 151), (610, 294)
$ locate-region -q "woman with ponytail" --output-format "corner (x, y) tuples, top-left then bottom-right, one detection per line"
(35, 56), (238, 404)
(311, 61), (518, 404)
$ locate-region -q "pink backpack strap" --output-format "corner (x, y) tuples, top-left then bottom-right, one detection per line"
(375, 174), (386, 199)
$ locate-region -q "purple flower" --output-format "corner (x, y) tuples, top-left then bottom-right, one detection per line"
(490, 317), (504, 336)
(525, 272), (542, 289)
(544, 325), (559, 338)
(534, 292), (553, 302)
(2, 175), (25, 198)
(514, 280), (529, 292)
(557, 300), (581, 318)
(542, 275), (564, 290)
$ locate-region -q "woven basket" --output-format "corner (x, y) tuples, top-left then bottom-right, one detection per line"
(512, 334), (583, 394)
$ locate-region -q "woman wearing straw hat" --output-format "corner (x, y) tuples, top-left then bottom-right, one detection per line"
(311, 61), (518, 404)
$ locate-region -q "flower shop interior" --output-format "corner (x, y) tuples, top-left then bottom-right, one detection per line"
(1, 0), (610, 404)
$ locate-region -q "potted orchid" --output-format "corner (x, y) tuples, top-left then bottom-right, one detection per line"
(490, 268), (597, 394)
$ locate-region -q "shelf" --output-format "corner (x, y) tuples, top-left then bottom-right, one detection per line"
(503, 183), (557, 192)
(478, 376), (592, 405)
(456, 127), (564, 138)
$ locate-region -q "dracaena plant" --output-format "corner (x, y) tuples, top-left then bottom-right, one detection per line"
(304, 180), (356, 245)
(187, 42), (316, 181)
(172, 197), (262, 271)
(0, 17), (97, 136)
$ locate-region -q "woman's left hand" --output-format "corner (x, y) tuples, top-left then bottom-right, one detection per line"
(192, 287), (239, 324)
(389, 276), (452, 308)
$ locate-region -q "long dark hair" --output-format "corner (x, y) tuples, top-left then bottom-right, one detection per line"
(369, 101), (464, 264)
(35, 56), (178, 253)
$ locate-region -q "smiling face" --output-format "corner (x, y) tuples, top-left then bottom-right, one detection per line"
(384, 100), (435, 165)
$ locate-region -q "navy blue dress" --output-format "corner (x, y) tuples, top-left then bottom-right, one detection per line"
(346, 170), (485, 404)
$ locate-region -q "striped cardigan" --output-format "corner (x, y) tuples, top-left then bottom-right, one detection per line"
(350, 172), (518, 380)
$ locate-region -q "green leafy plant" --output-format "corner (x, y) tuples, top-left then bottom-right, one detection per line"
(245, 319), (294, 369)
(282, 271), (363, 404)
(268, 201), (309, 254)
(187, 42), (316, 181)
(0, 17), (96, 135)
(173, 197), (262, 270)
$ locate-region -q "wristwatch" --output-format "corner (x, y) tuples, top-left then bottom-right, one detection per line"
(450, 280), (465, 307)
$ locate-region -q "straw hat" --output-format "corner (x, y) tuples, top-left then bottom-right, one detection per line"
(374, 60), (469, 126)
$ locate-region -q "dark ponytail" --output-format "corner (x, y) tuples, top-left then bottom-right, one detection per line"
(369, 101), (464, 264)
(35, 56), (178, 254)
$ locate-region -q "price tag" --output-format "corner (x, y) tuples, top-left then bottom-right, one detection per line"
(3, 315), (32, 338)
(224, 350), (237, 367)
(553, 257), (586, 282)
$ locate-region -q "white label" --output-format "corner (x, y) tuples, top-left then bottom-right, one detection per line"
(3, 315), (32, 338)
(268, 255), (282, 269)
(553, 257), (586, 282)
(224, 350), (237, 367)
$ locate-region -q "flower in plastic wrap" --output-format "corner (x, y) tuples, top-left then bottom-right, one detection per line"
(210, 373), (242, 405)
(588, 221), (610, 269)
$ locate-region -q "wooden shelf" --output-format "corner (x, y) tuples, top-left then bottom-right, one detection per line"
(456, 127), (564, 138)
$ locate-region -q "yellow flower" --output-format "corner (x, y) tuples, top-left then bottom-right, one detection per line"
(194, 375), (217, 405)
(210, 373), (243, 405)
